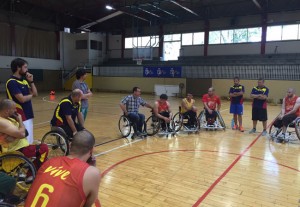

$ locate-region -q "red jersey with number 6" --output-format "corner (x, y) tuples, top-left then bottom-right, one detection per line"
(25, 157), (90, 207)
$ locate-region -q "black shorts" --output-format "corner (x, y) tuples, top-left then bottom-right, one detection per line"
(273, 113), (297, 128)
(252, 107), (268, 121)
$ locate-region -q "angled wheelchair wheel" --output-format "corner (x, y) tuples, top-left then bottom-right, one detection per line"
(198, 110), (206, 129)
(294, 118), (300, 141)
(0, 153), (36, 203)
(145, 115), (160, 136)
(268, 122), (282, 141)
(216, 111), (226, 130)
(173, 112), (183, 132)
(0, 202), (16, 207)
(118, 115), (131, 137)
(42, 131), (69, 158)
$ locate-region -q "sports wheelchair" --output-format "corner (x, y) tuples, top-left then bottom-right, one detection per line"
(198, 110), (226, 130)
(145, 111), (175, 136)
(118, 114), (147, 139)
(41, 126), (70, 158)
(0, 150), (36, 205)
(269, 116), (300, 143)
(173, 107), (200, 133)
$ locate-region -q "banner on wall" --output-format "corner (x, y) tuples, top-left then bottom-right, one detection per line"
(143, 66), (182, 78)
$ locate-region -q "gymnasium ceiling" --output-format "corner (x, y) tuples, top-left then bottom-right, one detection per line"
(1, 0), (300, 33)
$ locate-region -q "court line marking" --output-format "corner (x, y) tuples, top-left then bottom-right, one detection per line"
(99, 148), (300, 207)
(192, 123), (273, 206)
(94, 139), (143, 156)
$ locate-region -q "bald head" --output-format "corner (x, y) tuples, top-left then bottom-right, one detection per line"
(0, 99), (15, 111)
(70, 130), (95, 156)
(71, 89), (83, 98)
(287, 88), (296, 98)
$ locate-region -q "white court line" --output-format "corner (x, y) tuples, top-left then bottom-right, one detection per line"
(220, 108), (229, 112)
(94, 139), (143, 157)
(42, 96), (58, 104)
(34, 121), (50, 126)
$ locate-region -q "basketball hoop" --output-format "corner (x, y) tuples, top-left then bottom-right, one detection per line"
(136, 59), (143, 65)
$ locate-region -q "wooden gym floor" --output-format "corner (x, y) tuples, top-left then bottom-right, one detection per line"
(10, 92), (300, 206)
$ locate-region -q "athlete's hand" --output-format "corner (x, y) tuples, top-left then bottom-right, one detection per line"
(25, 72), (34, 82)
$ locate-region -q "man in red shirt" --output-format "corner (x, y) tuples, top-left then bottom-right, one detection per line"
(273, 88), (300, 141)
(25, 130), (101, 207)
(153, 94), (172, 131)
(202, 87), (221, 125)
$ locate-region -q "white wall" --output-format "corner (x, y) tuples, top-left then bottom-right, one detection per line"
(181, 45), (204, 56)
(0, 56), (61, 70)
(266, 41), (300, 54)
(89, 32), (104, 65)
(62, 32), (89, 69)
(208, 42), (261, 56)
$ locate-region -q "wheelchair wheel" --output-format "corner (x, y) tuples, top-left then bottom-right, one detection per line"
(118, 115), (131, 137)
(145, 115), (160, 136)
(0, 202), (15, 207)
(268, 123), (282, 141)
(42, 131), (69, 158)
(294, 118), (300, 141)
(198, 110), (206, 129)
(0, 153), (36, 203)
(216, 111), (226, 130)
(173, 112), (183, 132)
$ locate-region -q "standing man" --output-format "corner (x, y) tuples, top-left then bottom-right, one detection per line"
(72, 69), (93, 120)
(51, 89), (85, 137)
(229, 77), (245, 132)
(202, 87), (221, 125)
(6, 58), (38, 144)
(25, 130), (101, 207)
(120, 87), (153, 137)
(249, 78), (269, 136)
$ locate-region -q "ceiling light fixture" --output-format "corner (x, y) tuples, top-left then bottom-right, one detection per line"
(105, 5), (114, 10)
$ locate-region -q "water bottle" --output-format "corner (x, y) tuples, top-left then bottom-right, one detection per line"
(231, 118), (234, 129)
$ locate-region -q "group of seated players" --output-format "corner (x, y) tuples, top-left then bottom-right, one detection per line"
(119, 86), (222, 136)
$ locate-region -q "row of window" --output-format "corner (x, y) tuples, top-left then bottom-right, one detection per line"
(125, 24), (300, 48)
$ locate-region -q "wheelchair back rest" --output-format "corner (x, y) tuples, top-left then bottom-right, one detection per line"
(51, 126), (68, 138)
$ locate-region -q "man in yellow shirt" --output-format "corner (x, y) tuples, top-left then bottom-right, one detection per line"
(181, 93), (198, 127)
(0, 99), (48, 169)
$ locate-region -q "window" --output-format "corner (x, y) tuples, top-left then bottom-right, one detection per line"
(125, 36), (159, 48)
(182, 33), (193, 45)
(220, 30), (233, 43)
(282, 24), (298, 40)
(266, 26), (282, 41)
(248, 27), (261, 42)
(233, 29), (248, 43)
(90, 40), (102, 50)
(193, 32), (204, 45)
(209, 31), (221, 44)
(164, 34), (181, 41)
(75, 40), (87, 49)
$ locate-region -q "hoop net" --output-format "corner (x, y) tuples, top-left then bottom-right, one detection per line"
(136, 59), (143, 65)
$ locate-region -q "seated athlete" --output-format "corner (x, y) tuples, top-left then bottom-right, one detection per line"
(0, 99), (48, 169)
(120, 87), (153, 137)
(153, 94), (172, 131)
(181, 93), (197, 127)
(202, 87), (221, 125)
(273, 88), (300, 141)
(50, 89), (85, 138)
(25, 130), (101, 207)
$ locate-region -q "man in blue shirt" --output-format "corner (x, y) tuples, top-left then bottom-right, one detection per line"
(229, 77), (245, 132)
(51, 89), (85, 137)
(249, 78), (269, 136)
(6, 58), (38, 144)
(120, 87), (153, 137)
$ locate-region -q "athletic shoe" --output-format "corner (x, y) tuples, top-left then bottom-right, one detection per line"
(232, 125), (238, 130)
(249, 128), (256, 134)
(239, 126), (244, 132)
(261, 130), (267, 136)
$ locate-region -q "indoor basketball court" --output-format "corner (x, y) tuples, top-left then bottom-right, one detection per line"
(31, 91), (300, 207)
